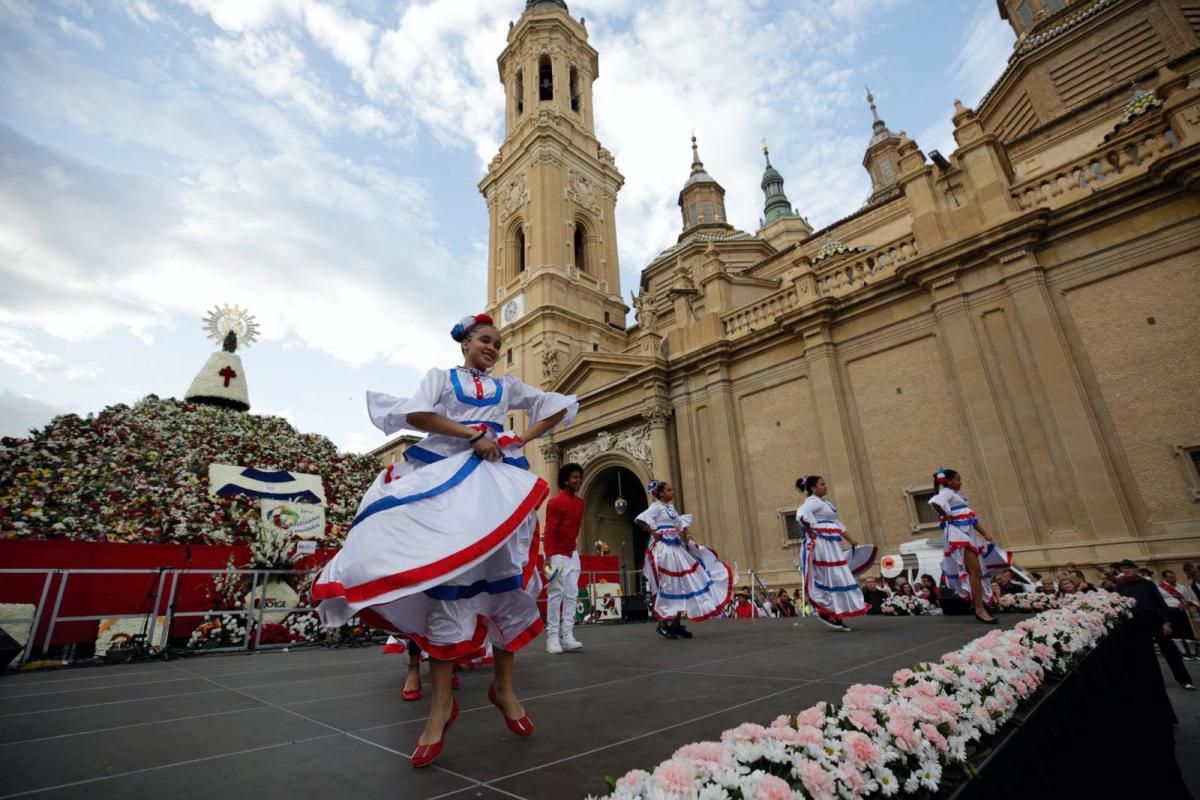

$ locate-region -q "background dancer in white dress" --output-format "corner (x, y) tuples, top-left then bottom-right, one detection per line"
(795, 475), (877, 631)
(313, 313), (577, 768)
(928, 468), (1011, 625)
(636, 480), (734, 639)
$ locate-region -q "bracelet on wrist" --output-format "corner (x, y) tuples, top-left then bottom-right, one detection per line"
(467, 430), (485, 444)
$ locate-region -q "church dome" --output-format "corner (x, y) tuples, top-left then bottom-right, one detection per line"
(524, 0), (568, 11)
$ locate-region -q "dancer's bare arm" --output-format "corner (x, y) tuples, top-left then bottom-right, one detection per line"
(406, 412), (501, 461)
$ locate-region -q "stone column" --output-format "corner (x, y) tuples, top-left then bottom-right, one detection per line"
(800, 321), (871, 541)
(929, 275), (1037, 544)
(640, 401), (673, 484)
(998, 250), (1133, 538)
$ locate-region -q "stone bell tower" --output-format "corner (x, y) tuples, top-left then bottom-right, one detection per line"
(479, 0), (627, 391)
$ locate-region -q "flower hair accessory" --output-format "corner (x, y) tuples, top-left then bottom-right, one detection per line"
(450, 313), (495, 342)
(647, 479), (666, 497)
(934, 468), (948, 485)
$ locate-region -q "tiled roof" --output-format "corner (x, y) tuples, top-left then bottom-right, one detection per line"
(978, 0), (1122, 111)
(811, 237), (869, 264)
(652, 230), (756, 261)
(1102, 87), (1163, 141)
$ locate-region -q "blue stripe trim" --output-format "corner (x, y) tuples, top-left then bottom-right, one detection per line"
(457, 419), (503, 431)
(814, 582), (860, 593)
(403, 444), (444, 464)
(659, 580), (715, 600)
(214, 485), (323, 504)
(818, 533), (842, 542)
(424, 574), (522, 600)
(351, 456), (480, 529)
(449, 369), (503, 408)
(239, 468), (297, 483)
(657, 536), (684, 547)
(655, 525), (681, 531)
(503, 455), (530, 469)
(949, 504), (970, 511)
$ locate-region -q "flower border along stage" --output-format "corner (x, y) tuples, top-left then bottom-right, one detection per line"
(595, 592), (1134, 800)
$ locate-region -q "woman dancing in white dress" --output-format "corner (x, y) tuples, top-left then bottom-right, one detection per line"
(795, 475), (877, 631)
(314, 313), (576, 767)
(636, 479), (734, 639)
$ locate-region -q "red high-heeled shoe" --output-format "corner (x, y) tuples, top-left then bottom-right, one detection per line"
(487, 684), (534, 736)
(411, 699), (460, 768)
(401, 678), (421, 702)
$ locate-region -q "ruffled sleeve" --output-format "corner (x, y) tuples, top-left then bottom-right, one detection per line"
(365, 368), (448, 435)
(503, 374), (579, 427)
(635, 503), (660, 529)
(797, 497), (820, 528)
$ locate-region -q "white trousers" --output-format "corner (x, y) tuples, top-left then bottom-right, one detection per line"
(546, 551), (581, 642)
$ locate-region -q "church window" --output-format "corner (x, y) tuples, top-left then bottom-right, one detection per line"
(506, 348), (512, 365)
(573, 222), (586, 272)
(515, 69), (524, 115)
(716, 201), (726, 221)
(569, 66), (580, 113)
(702, 200), (713, 222)
(515, 226), (527, 275)
(688, 203), (698, 224)
(1015, 0), (1033, 28)
(604, 311), (610, 323)
(878, 158), (896, 185)
(538, 55), (553, 101)
(1042, 0), (1063, 11)
(592, 343), (599, 352)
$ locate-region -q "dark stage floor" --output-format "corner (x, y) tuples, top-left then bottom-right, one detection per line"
(1, 615), (1196, 799)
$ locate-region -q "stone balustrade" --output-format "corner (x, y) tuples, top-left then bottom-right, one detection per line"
(1011, 127), (1178, 211)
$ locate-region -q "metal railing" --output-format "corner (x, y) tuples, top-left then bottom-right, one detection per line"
(0, 566), (659, 668)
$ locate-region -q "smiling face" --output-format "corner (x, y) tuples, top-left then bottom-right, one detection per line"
(462, 325), (501, 371)
(656, 482), (675, 503)
(565, 469), (583, 494)
(813, 477), (828, 497)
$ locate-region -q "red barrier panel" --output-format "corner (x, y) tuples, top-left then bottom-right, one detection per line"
(0, 540), (332, 647)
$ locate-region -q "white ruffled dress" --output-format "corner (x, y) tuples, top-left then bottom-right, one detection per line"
(928, 487), (1012, 603)
(638, 502), (734, 622)
(796, 496), (877, 619)
(314, 367), (577, 660)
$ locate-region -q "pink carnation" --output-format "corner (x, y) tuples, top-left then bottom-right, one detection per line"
(798, 760), (837, 800)
(847, 708), (881, 733)
(722, 722), (768, 743)
(752, 773), (795, 800)
(770, 714), (793, 729)
(892, 668), (916, 685)
(616, 769), (651, 790)
(794, 724), (825, 747)
(842, 731), (883, 769)
(673, 741), (729, 767)
(796, 704), (827, 727)
(920, 722), (949, 752)
(887, 718), (921, 753)
(653, 760), (696, 795)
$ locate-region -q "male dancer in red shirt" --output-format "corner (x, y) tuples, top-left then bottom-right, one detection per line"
(545, 463), (585, 654)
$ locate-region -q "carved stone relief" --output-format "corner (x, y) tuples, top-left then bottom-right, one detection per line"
(500, 176), (529, 221)
(566, 168), (600, 212)
(541, 349), (560, 379)
(563, 425), (653, 470)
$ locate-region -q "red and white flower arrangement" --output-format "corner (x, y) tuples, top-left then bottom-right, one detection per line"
(997, 592), (1060, 613)
(880, 595), (930, 617)
(593, 592), (1134, 800)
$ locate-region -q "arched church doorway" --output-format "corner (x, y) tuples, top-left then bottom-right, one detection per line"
(580, 462), (649, 595)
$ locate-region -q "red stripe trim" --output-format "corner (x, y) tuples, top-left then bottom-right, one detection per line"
(943, 540), (983, 556)
(656, 559), (703, 577)
(849, 545), (878, 577)
(357, 608), (491, 661)
(382, 641), (407, 654)
(813, 559), (848, 567)
(687, 561), (735, 622)
(313, 478), (550, 603)
(805, 554), (869, 619)
(502, 617), (544, 652)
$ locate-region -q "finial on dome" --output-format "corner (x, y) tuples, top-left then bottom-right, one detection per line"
(866, 86), (880, 122)
(763, 140), (772, 167)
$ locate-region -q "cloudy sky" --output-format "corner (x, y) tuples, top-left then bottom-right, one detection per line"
(0, 0), (1013, 452)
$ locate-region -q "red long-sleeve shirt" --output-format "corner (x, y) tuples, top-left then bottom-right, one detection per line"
(544, 491), (584, 557)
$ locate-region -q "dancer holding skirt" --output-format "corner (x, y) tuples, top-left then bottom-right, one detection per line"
(637, 479), (734, 639)
(795, 475), (877, 631)
(314, 313), (576, 767)
(928, 467), (1011, 624)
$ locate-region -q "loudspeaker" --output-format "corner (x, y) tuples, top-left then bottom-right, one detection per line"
(621, 594), (650, 622)
(0, 629), (22, 669)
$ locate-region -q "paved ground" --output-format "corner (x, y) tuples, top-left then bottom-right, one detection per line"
(1, 615), (1196, 799)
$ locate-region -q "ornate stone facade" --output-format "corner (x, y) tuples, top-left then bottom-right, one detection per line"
(487, 0), (1200, 589)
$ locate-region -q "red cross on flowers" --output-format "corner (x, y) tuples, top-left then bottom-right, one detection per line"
(218, 366), (238, 387)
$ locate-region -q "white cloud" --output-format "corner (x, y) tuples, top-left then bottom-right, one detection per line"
(56, 15), (102, 47)
(0, 389), (67, 437)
